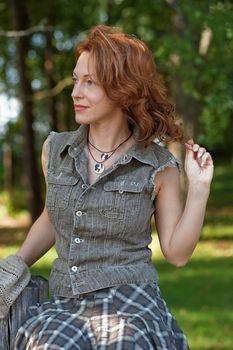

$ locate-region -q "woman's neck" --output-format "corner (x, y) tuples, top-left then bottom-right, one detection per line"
(88, 119), (132, 151)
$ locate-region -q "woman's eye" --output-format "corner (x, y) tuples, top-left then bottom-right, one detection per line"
(72, 77), (77, 84)
(86, 79), (93, 86)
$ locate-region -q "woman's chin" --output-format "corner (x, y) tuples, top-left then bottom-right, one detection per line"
(74, 114), (90, 125)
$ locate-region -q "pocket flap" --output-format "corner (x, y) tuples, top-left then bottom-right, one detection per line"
(104, 180), (144, 193)
(47, 170), (79, 185)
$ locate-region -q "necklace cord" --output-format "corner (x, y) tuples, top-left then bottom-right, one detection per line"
(87, 144), (114, 164)
(88, 131), (133, 154)
(87, 131), (133, 170)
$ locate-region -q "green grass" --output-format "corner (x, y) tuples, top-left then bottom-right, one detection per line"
(151, 237), (233, 350)
(0, 158), (232, 349)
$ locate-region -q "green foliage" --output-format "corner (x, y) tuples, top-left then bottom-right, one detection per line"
(0, 0), (232, 197)
(0, 1), (232, 139)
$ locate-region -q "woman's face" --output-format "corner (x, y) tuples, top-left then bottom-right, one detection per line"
(72, 51), (121, 125)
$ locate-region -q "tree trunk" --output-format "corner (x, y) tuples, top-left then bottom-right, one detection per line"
(3, 142), (12, 191)
(44, 0), (58, 131)
(171, 75), (201, 141)
(10, 0), (43, 222)
(168, 2), (201, 162)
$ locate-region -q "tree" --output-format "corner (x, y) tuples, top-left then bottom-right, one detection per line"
(9, 0), (43, 221)
(43, 0), (59, 131)
(0, 0), (232, 217)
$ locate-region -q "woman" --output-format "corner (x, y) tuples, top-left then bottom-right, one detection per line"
(0, 25), (213, 349)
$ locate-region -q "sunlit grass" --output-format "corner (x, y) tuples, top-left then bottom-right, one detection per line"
(150, 235), (233, 350)
(175, 310), (233, 350)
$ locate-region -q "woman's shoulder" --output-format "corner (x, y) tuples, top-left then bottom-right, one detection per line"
(150, 141), (176, 161)
(47, 130), (78, 143)
(149, 141), (181, 172)
(42, 130), (79, 165)
(44, 129), (79, 153)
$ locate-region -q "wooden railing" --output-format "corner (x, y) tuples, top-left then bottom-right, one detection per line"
(0, 276), (49, 350)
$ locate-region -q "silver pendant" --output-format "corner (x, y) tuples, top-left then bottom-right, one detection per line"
(94, 163), (104, 174)
(101, 152), (109, 161)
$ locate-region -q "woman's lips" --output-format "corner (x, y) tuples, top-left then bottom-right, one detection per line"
(74, 105), (89, 111)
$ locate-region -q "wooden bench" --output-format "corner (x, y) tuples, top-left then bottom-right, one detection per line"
(0, 276), (49, 350)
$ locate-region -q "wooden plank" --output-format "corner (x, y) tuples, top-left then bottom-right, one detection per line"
(0, 317), (9, 350)
(0, 276), (49, 350)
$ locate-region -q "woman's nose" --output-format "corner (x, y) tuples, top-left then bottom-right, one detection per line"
(71, 82), (84, 99)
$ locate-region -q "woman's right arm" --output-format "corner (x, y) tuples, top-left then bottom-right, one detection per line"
(16, 137), (56, 266)
(16, 207), (56, 266)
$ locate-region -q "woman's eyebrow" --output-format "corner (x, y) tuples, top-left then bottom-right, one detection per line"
(72, 72), (95, 78)
(84, 74), (95, 78)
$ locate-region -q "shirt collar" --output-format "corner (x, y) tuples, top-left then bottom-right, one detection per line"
(124, 142), (159, 169)
(59, 125), (88, 158)
(59, 124), (159, 169)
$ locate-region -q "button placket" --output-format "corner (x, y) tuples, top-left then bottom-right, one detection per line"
(77, 183), (89, 205)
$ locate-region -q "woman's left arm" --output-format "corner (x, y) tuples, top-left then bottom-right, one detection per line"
(155, 139), (214, 267)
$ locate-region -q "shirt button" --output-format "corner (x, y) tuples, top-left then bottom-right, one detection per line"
(119, 189), (124, 194)
(81, 184), (88, 190)
(71, 266), (78, 272)
(76, 210), (83, 216)
(74, 237), (83, 244)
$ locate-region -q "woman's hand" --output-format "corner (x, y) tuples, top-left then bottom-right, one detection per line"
(184, 139), (214, 187)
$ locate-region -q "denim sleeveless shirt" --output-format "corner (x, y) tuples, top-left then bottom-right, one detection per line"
(45, 125), (178, 297)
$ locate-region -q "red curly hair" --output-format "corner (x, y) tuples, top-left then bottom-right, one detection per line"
(76, 25), (183, 145)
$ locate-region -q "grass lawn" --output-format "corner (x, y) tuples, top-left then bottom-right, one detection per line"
(0, 159), (232, 349)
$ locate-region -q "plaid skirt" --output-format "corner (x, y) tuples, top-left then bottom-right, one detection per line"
(14, 283), (190, 350)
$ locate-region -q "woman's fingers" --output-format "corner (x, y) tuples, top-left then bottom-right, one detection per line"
(192, 143), (199, 152)
(185, 142), (205, 156)
(184, 141), (213, 167)
(200, 152), (213, 167)
(184, 139), (194, 150)
(197, 147), (206, 159)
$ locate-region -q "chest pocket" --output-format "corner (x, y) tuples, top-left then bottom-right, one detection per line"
(99, 179), (144, 220)
(46, 170), (80, 209)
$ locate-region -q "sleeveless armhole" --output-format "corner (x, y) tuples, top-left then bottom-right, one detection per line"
(42, 131), (57, 183)
(150, 152), (182, 201)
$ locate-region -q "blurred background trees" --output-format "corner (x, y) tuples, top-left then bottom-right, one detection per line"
(0, 0), (232, 222)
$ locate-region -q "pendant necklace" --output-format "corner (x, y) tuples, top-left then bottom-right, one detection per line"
(88, 132), (132, 174)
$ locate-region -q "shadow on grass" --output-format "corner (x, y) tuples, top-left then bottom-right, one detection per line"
(208, 162), (233, 208)
(204, 213), (233, 227)
(155, 257), (233, 309)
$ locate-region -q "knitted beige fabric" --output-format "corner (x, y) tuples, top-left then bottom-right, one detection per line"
(0, 255), (31, 319)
